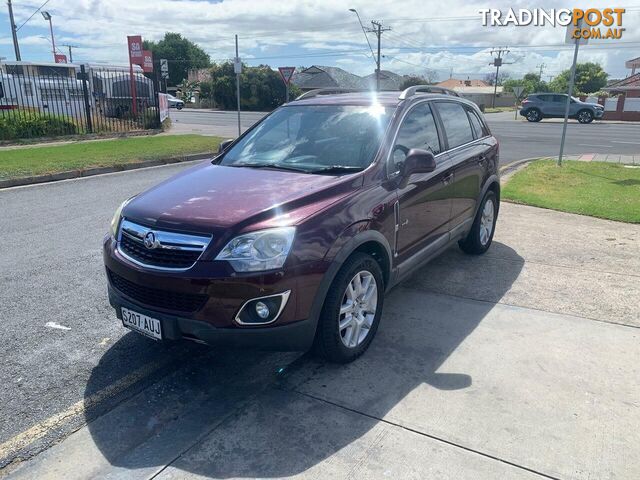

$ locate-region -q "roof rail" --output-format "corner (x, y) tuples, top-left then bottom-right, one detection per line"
(295, 88), (367, 100)
(398, 85), (459, 100)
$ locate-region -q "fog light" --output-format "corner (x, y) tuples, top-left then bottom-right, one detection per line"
(255, 301), (270, 319)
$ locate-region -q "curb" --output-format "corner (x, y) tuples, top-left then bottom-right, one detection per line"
(499, 157), (546, 179)
(0, 129), (163, 149)
(0, 152), (214, 190)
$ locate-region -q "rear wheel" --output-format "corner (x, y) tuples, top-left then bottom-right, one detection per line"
(459, 190), (498, 255)
(525, 109), (542, 122)
(313, 253), (384, 363)
(577, 109), (594, 124)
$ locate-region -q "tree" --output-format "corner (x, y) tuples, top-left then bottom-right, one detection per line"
(143, 33), (210, 86)
(483, 71), (511, 86)
(207, 62), (301, 111)
(549, 62), (608, 95)
(503, 72), (550, 97)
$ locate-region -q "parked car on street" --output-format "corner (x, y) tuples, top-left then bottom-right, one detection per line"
(519, 93), (605, 123)
(104, 86), (500, 363)
(166, 94), (184, 110)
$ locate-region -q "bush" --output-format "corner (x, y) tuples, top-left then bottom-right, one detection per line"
(0, 113), (77, 140)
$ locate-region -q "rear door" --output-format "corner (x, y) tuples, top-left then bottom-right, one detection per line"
(434, 101), (486, 235)
(391, 101), (453, 263)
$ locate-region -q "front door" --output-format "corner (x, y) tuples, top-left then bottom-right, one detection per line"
(390, 102), (453, 263)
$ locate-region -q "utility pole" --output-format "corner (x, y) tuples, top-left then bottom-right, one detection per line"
(7, 0), (21, 61)
(536, 63), (546, 81)
(365, 20), (391, 91)
(63, 44), (78, 63)
(489, 47), (510, 108)
(234, 34), (241, 137)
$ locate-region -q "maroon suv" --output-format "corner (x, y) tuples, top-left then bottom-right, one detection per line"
(104, 86), (499, 363)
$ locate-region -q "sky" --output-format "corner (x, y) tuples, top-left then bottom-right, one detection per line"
(1, 0), (640, 82)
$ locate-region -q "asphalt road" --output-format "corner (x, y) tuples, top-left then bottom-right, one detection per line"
(170, 109), (640, 164)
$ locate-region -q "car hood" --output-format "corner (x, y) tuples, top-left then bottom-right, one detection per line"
(123, 161), (361, 234)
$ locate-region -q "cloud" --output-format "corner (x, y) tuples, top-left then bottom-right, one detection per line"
(2, 0), (637, 79)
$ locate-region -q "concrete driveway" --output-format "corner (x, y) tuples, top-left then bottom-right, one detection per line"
(3, 162), (638, 479)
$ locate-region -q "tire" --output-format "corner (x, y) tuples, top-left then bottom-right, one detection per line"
(176, 104), (183, 110)
(313, 253), (384, 363)
(459, 190), (498, 255)
(525, 108), (542, 122)
(577, 109), (594, 124)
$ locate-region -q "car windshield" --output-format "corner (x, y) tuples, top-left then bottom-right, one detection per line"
(219, 104), (391, 174)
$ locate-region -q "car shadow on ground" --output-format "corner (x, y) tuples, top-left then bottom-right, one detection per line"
(84, 241), (524, 478)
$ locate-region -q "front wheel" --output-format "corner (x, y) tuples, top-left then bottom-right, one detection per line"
(577, 109), (594, 124)
(525, 109), (542, 122)
(176, 104), (184, 110)
(313, 253), (384, 363)
(459, 190), (498, 255)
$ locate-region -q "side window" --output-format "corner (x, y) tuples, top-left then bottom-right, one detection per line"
(436, 102), (474, 149)
(552, 95), (566, 103)
(467, 109), (485, 139)
(390, 103), (441, 174)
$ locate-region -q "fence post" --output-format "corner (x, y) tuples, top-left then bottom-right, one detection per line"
(79, 65), (93, 133)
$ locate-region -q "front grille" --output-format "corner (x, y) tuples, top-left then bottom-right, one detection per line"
(120, 234), (201, 269)
(117, 219), (211, 270)
(108, 269), (208, 313)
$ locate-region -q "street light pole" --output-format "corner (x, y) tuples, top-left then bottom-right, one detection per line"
(41, 11), (56, 61)
(7, 0), (21, 61)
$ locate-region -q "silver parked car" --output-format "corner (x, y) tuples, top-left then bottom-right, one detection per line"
(167, 94), (184, 110)
(519, 93), (604, 123)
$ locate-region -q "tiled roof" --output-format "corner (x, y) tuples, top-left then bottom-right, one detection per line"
(605, 73), (640, 89)
(292, 66), (365, 89)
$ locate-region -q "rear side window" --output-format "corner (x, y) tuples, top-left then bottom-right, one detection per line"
(467, 109), (485, 139)
(436, 102), (474, 149)
(390, 102), (441, 175)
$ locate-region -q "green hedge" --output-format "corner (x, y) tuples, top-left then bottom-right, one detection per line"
(0, 114), (78, 140)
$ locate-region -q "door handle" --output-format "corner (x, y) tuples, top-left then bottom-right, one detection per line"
(478, 155), (487, 164)
(442, 173), (454, 185)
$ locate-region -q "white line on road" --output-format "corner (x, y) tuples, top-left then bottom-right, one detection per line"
(612, 141), (640, 145)
(579, 144), (612, 148)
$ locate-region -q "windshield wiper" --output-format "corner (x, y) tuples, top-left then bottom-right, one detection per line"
(309, 165), (365, 174)
(230, 162), (310, 173)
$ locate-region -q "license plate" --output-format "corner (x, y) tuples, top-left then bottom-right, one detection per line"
(121, 307), (162, 340)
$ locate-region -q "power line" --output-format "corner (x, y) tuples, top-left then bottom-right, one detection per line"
(16, 0), (52, 30)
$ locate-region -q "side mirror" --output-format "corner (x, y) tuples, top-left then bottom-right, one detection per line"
(402, 148), (436, 176)
(218, 139), (234, 153)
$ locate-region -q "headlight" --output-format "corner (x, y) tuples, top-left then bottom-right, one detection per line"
(109, 197), (133, 238)
(215, 227), (296, 272)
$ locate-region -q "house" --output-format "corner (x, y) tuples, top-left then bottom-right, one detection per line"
(291, 66), (365, 91)
(436, 78), (490, 89)
(601, 70), (640, 121)
(434, 78), (513, 108)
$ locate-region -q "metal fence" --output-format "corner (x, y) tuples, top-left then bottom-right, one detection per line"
(0, 64), (161, 140)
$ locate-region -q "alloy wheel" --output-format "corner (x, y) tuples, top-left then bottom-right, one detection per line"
(339, 271), (378, 348)
(479, 198), (495, 246)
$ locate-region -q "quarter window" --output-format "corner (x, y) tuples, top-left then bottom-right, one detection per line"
(436, 102), (474, 149)
(467, 109), (485, 139)
(390, 103), (441, 174)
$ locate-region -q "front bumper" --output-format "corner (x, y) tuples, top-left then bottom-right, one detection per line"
(594, 109), (605, 119)
(103, 235), (327, 351)
(109, 286), (317, 350)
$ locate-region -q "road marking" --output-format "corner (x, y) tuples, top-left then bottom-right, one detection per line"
(578, 144), (612, 148)
(612, 141), (640, 145)
(0, 354), (181, 464)
(45, 321), (71, 330)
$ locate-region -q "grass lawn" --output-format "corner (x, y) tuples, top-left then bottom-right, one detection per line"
(0, 134), (221, 180)
(503, 160), (640, 223)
